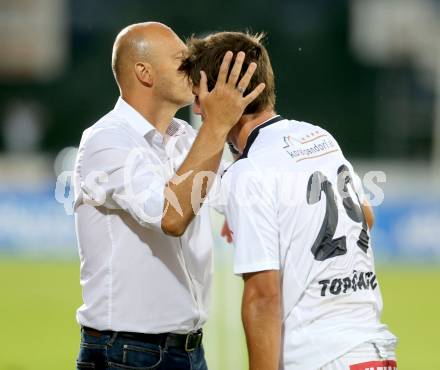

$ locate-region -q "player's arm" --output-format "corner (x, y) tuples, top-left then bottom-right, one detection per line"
(350, 168), (374, 230)
(224, 163), (281, 370)
(161, 51), (265, 236)
(362, 200), (374, 230)
(242, 270), (281, 370)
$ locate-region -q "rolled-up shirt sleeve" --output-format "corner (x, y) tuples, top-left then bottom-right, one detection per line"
(77, 128), (166, 230)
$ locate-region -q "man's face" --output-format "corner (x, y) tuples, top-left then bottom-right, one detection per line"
(153, 35), (194, 108)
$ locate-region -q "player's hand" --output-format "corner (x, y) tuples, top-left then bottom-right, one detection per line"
(220, 219), (233, 244)
(198, 51), (266, 136)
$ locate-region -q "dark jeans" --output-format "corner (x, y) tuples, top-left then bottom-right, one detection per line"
(76, 328), (208, 370)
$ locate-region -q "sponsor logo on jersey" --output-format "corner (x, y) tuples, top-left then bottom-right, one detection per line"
(282, 132), (339, 162)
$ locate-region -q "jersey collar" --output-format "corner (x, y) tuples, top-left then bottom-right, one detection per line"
(239, 115), (284, 159)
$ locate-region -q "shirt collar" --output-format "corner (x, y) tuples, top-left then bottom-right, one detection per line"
(114, 97), (187, 139)
(113, 97), (155, 137)
(239, 115), (284, 159)
(166, 119), (186, 137)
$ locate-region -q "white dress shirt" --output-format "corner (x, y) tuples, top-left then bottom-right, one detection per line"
(73, 97), (213, 334)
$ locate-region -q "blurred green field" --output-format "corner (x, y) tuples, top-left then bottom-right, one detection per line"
(0, 259), (439, 370)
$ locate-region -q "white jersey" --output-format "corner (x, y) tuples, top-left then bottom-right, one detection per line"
(221, 116), (396, 369)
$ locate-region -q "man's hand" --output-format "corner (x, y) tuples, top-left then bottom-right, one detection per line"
(162, 51), (265, 236)
(199, 51), (266, 137)
(220, 220), (233, 244)
(221, 219), (233, 244)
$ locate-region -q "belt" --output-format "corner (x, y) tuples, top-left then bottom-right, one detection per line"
(82, 326), (203, 352)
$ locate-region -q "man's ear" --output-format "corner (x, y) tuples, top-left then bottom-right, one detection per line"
(134, 62), (153, 86)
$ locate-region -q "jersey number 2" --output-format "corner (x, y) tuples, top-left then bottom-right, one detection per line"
(306, 165), (369, 261)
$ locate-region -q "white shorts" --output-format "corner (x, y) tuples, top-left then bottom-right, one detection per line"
(319, 340), (397, 370)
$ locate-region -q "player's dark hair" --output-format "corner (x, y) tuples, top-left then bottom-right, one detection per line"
(179, 31), (276, 114)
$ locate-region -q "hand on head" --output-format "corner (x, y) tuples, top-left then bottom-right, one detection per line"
(197, 51), (265, 135)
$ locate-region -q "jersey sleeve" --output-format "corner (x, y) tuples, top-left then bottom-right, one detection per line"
(205, 159), (233, 215)
(224, 162), (280, 275)
(340, 158), (366, 205)
(346, 162), (366, 204)
(352, 171), (366, 204)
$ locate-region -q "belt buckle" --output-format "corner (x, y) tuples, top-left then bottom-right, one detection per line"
(185, 331), (203, 352)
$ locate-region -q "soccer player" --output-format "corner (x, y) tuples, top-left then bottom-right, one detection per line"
(73, 23), (264, 370)
(180, 32), (397, 370)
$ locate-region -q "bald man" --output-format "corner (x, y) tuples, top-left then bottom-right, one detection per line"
(73, 22), (265, 370)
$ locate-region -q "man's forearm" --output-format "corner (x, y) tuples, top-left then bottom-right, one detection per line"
(242, 295), (282, 370)
(160, 51), (266, 236)
(161, 121), (227, 236)
(362, 202), (374, 230)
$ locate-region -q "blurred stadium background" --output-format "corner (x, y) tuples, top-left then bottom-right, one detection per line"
(1, 0), (440, 369)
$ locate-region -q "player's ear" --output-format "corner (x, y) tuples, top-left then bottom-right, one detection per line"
(134, 62), (153, 87)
